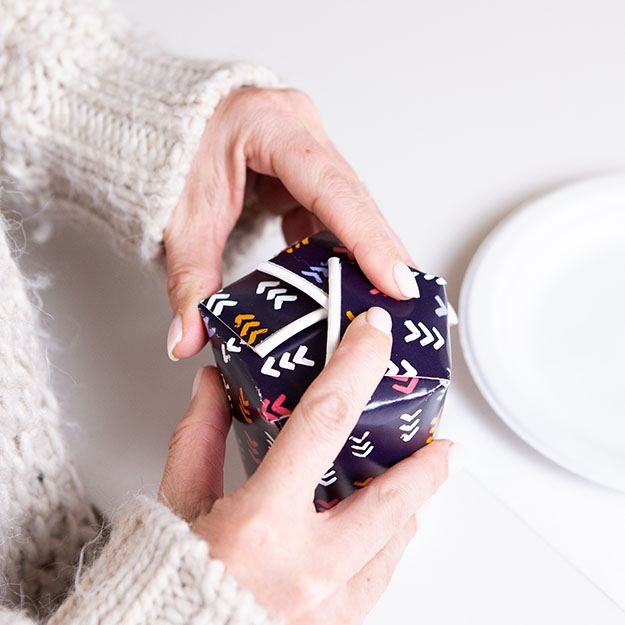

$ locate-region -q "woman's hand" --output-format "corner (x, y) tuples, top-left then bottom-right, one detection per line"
(159, 308), (453, 624)
(164, 87), (419, 361)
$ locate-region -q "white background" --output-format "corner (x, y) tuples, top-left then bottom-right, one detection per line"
(21, 1), (625, 623)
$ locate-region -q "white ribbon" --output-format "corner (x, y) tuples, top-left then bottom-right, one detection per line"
(253, 257), (342, 363)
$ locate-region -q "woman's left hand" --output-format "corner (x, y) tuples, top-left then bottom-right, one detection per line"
(164, 87), (418, 361)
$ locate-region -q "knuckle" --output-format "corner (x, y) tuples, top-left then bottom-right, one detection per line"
(373, 483), (411, 532)
(318, 164), (362, 202)
(418, 454), (446, 495)
(297, 388), (354, 442)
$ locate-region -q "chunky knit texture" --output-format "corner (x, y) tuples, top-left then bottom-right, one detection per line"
(0, 0), (280, 623)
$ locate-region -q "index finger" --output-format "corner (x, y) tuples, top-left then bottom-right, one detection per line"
(247, 124), (419, 301)
(250, 307), (393, 502)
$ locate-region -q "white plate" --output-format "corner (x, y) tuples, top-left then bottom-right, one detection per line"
(460, 175), (625, 491)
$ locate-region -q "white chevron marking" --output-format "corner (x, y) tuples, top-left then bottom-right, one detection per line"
(399, 409), (422, 442)
(423, 274), (447, 286)
(432, 327), (445, 350)
(261, 357), (281, 378)
(349, 431), (374, 458)
(400, 359), (418, 377)
(386, 359), (418, 377)
(319, 465), (337, 486)
(225, 337), (241, 352)
(262, 346), (315, 377)
(279, 351), (296, 371)
(386, 361), (399, 376)
(434, 295), (448, 317)
(293, 345), (315, 366)
(220, 344), (230, 363)
(418, 322), (434, 346)
(404, 319), (421, 342)
(256, 280), (280, 294)
(205, 292), (237, 316)
(256, 281), (298, 309)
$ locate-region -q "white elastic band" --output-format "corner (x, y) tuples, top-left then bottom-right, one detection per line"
(257, 261), (328, 308)
(325, 257), (342, 365)
(253, 308), (328, 358)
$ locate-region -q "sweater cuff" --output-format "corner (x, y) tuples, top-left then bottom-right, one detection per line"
(49, 497), (278, 625)
(2, 1), (282, 264)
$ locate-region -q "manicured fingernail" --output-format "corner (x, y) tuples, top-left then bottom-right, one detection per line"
(167, 314), (183, 362)
(448, 442), (466, 475)
(191, 367), (203, 398)
(367, 306), (392, 335)
(393, 262), (420, 299)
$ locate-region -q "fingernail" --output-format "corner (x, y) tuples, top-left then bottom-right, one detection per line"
(191, 367), (203, 398)
(393, 262), (420, 299)
(366, 306), (392, 335)
(448, 442), (466, 475)
(167, 314), (183, 362)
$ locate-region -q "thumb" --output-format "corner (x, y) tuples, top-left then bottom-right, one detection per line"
(158, 366), (231, 521)
(165, 226), (225, 361)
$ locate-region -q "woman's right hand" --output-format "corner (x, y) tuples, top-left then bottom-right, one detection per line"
(159, 307), (454, 625)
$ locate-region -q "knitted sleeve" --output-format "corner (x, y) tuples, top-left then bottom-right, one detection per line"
(0, 0), (281, 264)
(0, 498), (277, 625)
(46, 497), (278, 625)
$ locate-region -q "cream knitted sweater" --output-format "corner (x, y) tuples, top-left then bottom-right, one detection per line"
(0, 1), (280, 623)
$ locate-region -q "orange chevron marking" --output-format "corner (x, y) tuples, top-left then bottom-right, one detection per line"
(285, 237), (310, 254)
(234, 313), (268, 344)
(234, 313), (255, 327)
(346, 310), (355, 321)
(248, 328), (268, 344)
(353, 477), (373, 488)
(241, 320), (260, 337)
(426, 436), (434, 444)
(239, 388), (252, 423)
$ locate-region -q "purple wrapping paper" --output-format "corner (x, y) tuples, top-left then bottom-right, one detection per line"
(199, 231), (451, 511)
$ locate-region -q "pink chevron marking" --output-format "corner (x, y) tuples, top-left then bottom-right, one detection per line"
(261, 394), (292, 421)
(315, 498), (339, 511)
(369, 287), (388, 297)
(244, 432), (261, 465)
(391, 377), (419, 394)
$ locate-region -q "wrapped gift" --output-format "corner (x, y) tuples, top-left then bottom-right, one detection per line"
(199, 231), (451, 511)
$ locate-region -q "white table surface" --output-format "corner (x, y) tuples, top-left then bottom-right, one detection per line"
(22, 1), (625, 622)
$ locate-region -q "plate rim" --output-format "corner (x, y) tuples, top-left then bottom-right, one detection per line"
(459, 173), (625, 492)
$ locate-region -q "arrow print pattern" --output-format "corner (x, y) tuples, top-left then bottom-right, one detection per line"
(319, 465), (338, 487)
(403, 320), (445, 350)
(204, 292), (238, 316)
(285, 237), (309, 254)
(301, 262), (328, 284)
(399, 408), (422, 442)
(256, 280), (298, 310)
(261, 393), (292, 421)
(386, 359), (418, 377)
(391, 377), (419, 394)
(264, 431), (276, 448)
(234, 313), (268, 345)
(315, 498), (339, 511)
(349, 431), (374, 458)
(434, 295), (448, 317)
(261, 345), (315, 377)
(220, 337), (242, 363)
(239, 388), (252, 424)
(422, 273), (447, 286)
